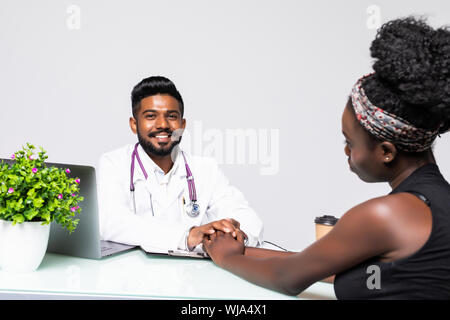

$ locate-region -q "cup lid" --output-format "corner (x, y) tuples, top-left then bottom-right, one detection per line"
(314, 215), (338, 226)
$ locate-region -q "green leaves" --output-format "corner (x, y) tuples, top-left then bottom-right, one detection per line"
(33, 197), (45, 208)
(0, 143), (83, 233)
(12, 214), (25, 224)
(24, 208), (39, 220)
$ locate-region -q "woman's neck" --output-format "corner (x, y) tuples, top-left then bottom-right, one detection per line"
(389, 150), (436, 189)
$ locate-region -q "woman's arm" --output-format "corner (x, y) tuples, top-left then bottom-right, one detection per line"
(244, 245), (336, 283)
(203, 197), (399, 296)
(244, 246), (295, 258)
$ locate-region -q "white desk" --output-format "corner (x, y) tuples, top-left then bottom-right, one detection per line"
(0, 249), (336, 300)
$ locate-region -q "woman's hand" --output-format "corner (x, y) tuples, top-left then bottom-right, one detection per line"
(202, 230), (245, 267)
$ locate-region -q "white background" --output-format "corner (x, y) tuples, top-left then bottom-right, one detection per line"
(1, 0), (449, 251)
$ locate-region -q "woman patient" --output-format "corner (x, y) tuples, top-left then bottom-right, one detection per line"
(202, 17), (450, 299)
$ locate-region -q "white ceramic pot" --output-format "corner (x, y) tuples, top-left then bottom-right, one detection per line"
(0, 220), (50, 272)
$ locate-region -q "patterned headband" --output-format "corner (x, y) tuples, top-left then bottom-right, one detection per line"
(350, 74), (440, 152)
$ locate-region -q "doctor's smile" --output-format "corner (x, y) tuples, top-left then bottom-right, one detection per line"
(149, 130), (172, 144)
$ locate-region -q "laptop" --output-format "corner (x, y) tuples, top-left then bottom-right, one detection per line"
(0, 158), (136, 259)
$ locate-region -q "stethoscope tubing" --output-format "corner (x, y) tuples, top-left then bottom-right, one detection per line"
(130, 142), (199, 217)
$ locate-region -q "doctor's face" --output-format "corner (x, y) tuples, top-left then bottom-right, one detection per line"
(130, 94), (186, 157)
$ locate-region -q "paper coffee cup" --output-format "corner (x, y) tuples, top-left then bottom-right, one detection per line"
(314, 215), (339, 240)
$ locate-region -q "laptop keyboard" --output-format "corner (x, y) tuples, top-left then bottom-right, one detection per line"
(101, 246), (114, 253)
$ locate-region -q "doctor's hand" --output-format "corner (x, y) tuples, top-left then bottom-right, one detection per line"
(202, 231), (245, 267)
(187, 218), (245, 251)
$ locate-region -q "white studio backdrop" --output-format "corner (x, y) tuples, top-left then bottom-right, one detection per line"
(1, 0), (449, 251)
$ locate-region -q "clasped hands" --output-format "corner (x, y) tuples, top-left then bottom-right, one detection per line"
(187, 218), (246, 263)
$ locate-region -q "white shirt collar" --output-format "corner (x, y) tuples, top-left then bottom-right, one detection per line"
(134, 144), (185, 184)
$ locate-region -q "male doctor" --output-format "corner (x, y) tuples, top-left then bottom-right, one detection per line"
(97, 76), (263, 253)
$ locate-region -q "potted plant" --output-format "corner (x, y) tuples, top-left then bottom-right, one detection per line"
(0, 143), (83, 272)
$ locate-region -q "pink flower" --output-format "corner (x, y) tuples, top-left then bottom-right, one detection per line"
(65, 168), (71, 174)
(10, 154), (15, 160)
(32, 168), (38, 174)
(70, 207), (76, 212)
(75, 179), (80, 184)
(29, 155), (34, 160)
(7, 188), (14, 194)
(57, 194), (63, 200)
(71, 193), (76, 197)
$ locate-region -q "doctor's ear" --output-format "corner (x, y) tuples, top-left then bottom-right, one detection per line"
(129, 117), (138, 134)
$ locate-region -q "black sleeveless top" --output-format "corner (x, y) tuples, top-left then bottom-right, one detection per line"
(334, 163), (450, 299)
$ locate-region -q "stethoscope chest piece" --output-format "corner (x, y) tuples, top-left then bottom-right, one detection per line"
(186, 201), (200, 218)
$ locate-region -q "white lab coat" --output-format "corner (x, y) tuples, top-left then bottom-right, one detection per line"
(97, 144), (263, 253)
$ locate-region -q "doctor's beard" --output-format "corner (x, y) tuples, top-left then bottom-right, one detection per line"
(137, 129), (182, 158)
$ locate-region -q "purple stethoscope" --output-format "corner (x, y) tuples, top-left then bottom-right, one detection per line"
(130, 142), (200, 217)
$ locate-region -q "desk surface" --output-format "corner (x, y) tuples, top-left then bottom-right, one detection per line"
(0, 249), (336, 300)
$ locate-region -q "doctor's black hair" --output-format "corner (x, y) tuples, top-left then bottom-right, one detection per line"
(360, 17), (450, 134)
(131, 76), (184, 118)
